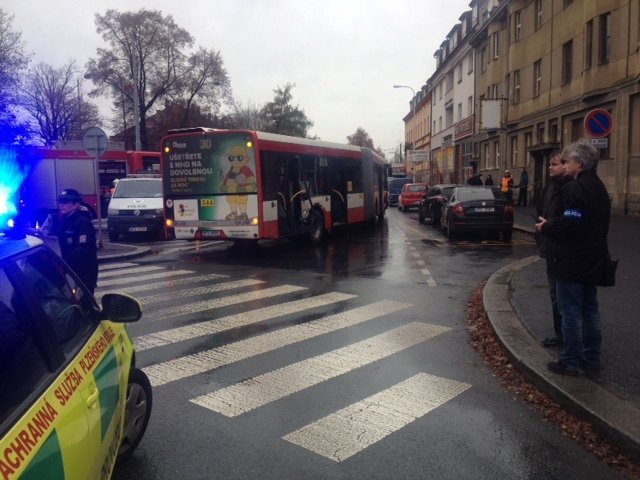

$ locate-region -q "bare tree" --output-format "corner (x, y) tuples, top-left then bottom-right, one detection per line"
(231, 100), (268, 131)
(0, 9), (31, 144)
(20, 61), (101, 145)
(347, 127), (384, 156)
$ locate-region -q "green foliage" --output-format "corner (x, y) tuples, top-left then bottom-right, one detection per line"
(260, 83), (313, 138)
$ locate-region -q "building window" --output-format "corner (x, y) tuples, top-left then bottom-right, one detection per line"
(457, 103), (462, 121)
(562, 40), (573, 85)
(433, 120), (437, 133)
(533, 59), (542, 97)
(514, 11), (522, 42)
(511, 136), (518, 166)
(468, 53), (474, 74)
(488, 84), (499, 99)
(481, 47), (487, 72)
(571, 118), (583, 141)
(468, 96), (473, 116)
(483, 143), (490, 170)
(492, 32), (499, 59)
(599, 12), (611, 64)
(525, 132), (533, 164)
(563, 0), (573, 7)
(439, 116), (442, 131)
(585, 20), (593, 69)
(457, 63), (463, 83)
(535, 0), (543, 30)
(537, 123), (545, 144)
(439, 83), (443, 100)
(549, 120), (558, 143)
(493, 140), (500, 169)
(512, 70), (521, 104)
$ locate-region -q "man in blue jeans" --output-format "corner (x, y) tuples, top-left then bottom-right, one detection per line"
(535, 140), (611, 376)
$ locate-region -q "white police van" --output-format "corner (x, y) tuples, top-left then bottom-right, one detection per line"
(107, 175), (164, 242)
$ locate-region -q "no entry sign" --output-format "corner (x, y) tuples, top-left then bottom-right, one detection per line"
(584, 109), (612, 138)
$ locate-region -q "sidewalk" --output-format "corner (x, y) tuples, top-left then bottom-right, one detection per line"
(483, 205), (640, 460)
(41, 235), (150, 263)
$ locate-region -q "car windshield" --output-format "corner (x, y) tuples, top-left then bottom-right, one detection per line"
(389, 178), (411, 189)
(114, 180), (162, 198)
(442, 187), (455, 197)
(407, 185), (427, 193)
(456, 188), (505, 202)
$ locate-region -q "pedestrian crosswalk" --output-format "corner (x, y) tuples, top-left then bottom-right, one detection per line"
(97, 261), (472, 463)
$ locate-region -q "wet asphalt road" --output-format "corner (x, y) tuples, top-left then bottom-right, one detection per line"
(107, 209), (624, 480)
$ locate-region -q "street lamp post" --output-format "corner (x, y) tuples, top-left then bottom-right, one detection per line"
(393, 84), (417, 180)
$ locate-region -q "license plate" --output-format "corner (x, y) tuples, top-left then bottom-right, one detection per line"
(129, 226), (147, 232)
(474, 207), (495, 212)
(201, 230), (221, 238)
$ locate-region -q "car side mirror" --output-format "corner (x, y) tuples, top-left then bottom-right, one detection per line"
(101, 293), (142, 323)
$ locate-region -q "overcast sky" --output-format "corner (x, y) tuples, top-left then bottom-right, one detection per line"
(5, 0), (470, 153)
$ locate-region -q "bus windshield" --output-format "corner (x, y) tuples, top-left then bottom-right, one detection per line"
(163, 132), (257, 197)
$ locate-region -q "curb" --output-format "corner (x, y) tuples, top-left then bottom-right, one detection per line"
(483, 256), (640, 462)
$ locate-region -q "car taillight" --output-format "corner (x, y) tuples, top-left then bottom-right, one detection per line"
(453, 204), (464, 216)
(505, 204), (515, 214)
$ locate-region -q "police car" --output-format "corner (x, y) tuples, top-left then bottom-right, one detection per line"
(0, 221), (152, 478)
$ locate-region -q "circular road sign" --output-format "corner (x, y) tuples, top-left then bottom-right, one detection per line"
(583, 109), (612, 139)
(82, 126), (109, 158)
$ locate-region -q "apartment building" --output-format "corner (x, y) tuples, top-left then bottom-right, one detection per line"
(399, 0), (640, 212)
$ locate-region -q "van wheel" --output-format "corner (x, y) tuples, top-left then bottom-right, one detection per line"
(117, 368), (152, 462)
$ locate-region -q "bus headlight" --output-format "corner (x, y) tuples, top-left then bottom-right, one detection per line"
(166, 218), (174, 228)
(251, 217), (259, 226)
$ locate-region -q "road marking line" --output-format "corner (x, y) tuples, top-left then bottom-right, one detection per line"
(420, 269), (437, 287)
(135, 292), (356, 351)
(99, 272), (227, 295)
(151, 285), (306, 322)
(98, 265), (166, 278)
(136, 279), (265, 304)
(97, 270), (193, 288)
(190, 321), (449, 417)
(283, 372), (471, 462)
(98, 262), (138, 271)
(144, 300), (412, 386)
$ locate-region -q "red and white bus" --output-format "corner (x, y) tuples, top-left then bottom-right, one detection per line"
(161, 128), (388, 243)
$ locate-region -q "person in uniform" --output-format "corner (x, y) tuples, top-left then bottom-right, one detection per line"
(56, 189), (98, 294)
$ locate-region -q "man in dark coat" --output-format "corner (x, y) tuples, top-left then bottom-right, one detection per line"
(536, 151), (572, 347)
(516, 167), (529, 206)
(536, 140), (611, 376)
(56, 189), (98, 294)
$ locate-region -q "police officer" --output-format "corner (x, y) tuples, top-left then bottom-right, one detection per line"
(56, 189), (98, 294)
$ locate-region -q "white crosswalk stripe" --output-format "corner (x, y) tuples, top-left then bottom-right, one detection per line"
(134, 292), (356, 351)
(99, 272), (228, 295)
(136, 279), (265, 304)
(151, 284), (306, 322)
(283, 373), (471, 462)
(143, 300), (411, 386)
(98, 262), (139, 271)
(115, 261), (471, 462)
(98, 269), (193, 288)
(190, 322), (449, 417)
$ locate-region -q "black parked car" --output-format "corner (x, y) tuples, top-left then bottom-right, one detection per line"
(418, 184), (457, 226)
(440, 186), (514, 241)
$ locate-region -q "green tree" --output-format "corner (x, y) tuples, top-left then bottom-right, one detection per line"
(20, 61), (101, 145)
(347, 127), (385, 156)
(260, 83), (313, 137)
(0, 9), (31, 145)
(85, 9), (231, 150)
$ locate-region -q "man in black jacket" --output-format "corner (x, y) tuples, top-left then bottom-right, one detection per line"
(535, 140), (611, 376)
(536, 151), (572, 348)
(56, 189), (98, 294)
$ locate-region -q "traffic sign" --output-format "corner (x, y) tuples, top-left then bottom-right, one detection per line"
(82, 126), (108, 158)
(584, 109), (612, 139)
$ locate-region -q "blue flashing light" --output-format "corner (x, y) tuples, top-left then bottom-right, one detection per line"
(0, 145), (27, 230)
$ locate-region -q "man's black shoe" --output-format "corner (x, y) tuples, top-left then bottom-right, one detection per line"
(541, 336), (563, 347)
(547, 360), (579, 377)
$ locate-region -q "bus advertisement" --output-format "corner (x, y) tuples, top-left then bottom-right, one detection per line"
(161, 128), (388, 244)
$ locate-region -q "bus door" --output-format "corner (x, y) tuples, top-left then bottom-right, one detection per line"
(329, 159), (347, 226)
(276, 156), (307, 234)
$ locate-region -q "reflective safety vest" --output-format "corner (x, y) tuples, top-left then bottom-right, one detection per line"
(501, 176), (512, 192)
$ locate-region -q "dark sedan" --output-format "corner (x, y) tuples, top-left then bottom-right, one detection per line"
(418, 184), (457, 226)
(441, 186), (514, 241)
